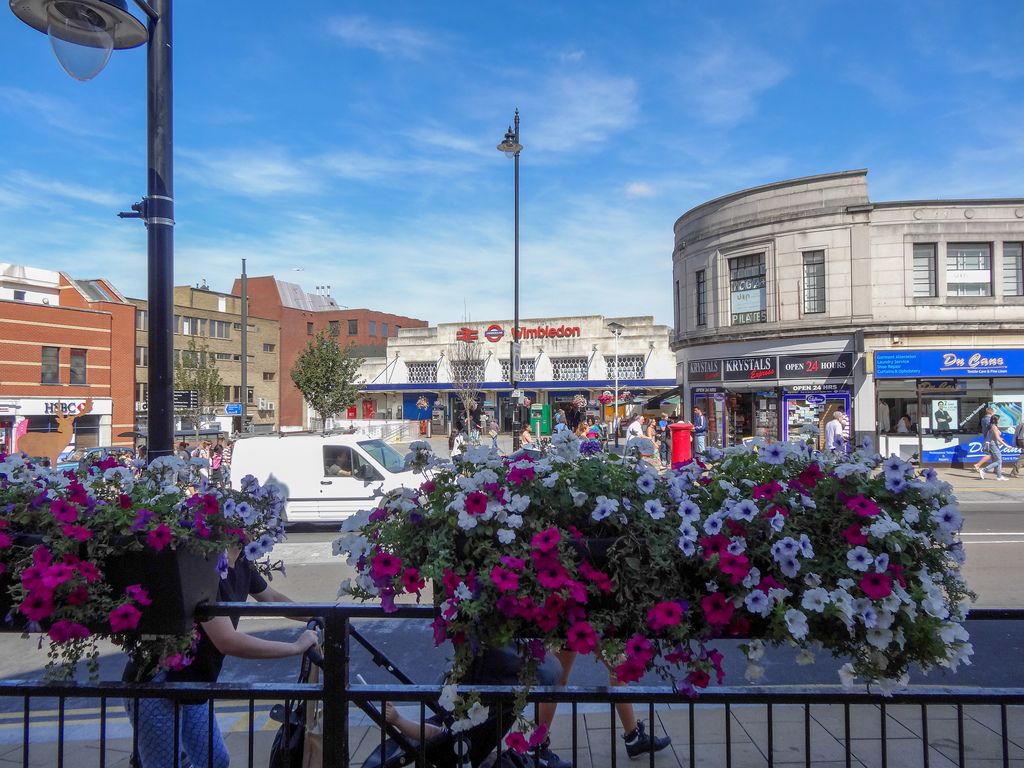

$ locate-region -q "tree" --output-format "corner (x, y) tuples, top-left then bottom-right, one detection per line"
(291, 331), (365, 432)
(173, 337), (223, 442)
(446, 335), (485, 433)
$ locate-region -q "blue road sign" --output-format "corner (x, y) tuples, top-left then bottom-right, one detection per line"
(225, 403), (243, 416)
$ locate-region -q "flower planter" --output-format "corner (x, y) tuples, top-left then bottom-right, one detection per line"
(105, 546), (220, 635)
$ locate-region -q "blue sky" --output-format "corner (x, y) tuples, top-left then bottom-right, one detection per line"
(1, 1), (1022, 327)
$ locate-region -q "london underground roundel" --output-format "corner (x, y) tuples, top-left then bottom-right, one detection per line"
(484, 324), (505, 342)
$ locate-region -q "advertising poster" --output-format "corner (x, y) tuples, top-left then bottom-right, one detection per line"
(930, 400), (958, 433)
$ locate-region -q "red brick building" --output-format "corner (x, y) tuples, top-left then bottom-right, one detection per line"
(0, 264), (136, 456)
(231, 277), (428, 428)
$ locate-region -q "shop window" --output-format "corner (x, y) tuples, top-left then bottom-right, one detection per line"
(1003, 242), (1023, 296)
(551, 357), (588, 381)
(912, 244), (937, 297)
(946, 242), (992, 297)
(348, 319), (358, 335)
(135, 309), (148, 331)
(69, 349), (87, 385)
(135, 345), (148, 367)
(802, 250), (826, 314)
(729, 254), (766, 325)
(407, 362), (437, 383)
(695, 270), (707, 327)
(41, 346), (59, 384)
(604, 355), (644, 379)
(500, 358), (536, 382)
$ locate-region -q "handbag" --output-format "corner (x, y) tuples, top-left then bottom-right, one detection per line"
(269, 644), (323, 768)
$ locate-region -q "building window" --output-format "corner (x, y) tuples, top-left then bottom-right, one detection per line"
(329, 320), (340, 337)
(135, 346), (149, 367)
(178, 316), (206, 336)
(348, 319), (358, 335)
(604, 355), (645, 379)
(136, 382), (148, 404)
(232, 386), (241, 402)
(407, 362), (437, 383)
(946, 242), (992, 297)
(449, 361), (486, 383)
(1003, 242), (1023, 297)
(500, 358), (536, 382)
(695, 270), (707, 327)
(263, 343), (276, 353)
(306, 322), (314, 335)
(221, 385), (232, 402)
(13, 290), (25, 301)
(802, 250), (826, 314)
(369, 320), (377, 337)
(70, 349), (86, 385)
(209, 320), (231, 339)
(551, 357), (588, 381)
(214, 352), (232, 361)
(729, 253), (766, 325)
(135, 309), (148, 331)
(41, 346), (59, 384)
(912, 243), (937, 297)
(382, 322), (389, 337)
(262, 371), (275, 381)
(247, 387), (254, 405)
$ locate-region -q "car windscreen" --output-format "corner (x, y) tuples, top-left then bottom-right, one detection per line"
(357, 439), (407, 473)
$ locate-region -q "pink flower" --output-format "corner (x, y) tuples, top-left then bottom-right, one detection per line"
(859, 572), (893, 600)
(505, 731), (529, 754)
(719, 553), (751, 585)
(646, 601), (685, 632)
(841, 524), (868, 546)
(125, 584), (153, 606)
(370, 552), (403, 581)
(41, 564), (75, 590)
(700, 534), (729, 561)
(625, 635), (655, 664)
(31, 546), (52, 567)
(528, 724), (549, 749)
(50, 499), (78, 524)
(419, 479), (436, 494)
(401, 568), (425, 593)
(846, 495), (881, 518)
(500, 555), (526, 571)
(614, 657), (647, 684)
(701, 593), (735, 628)
(146, 524), (173, 551)
(48, 620), (91, 644)
(61, 524), (93, 541)
(464, 491), (489, 516)
(566, 621), (598, 654)
(66, 586), (89, 606)
(109, 603), (142, 633)
(794, 463), (824, 490)
(0, 532), (11, 549)
(531, 527), (561, 553)
(506, 465), (535, 486)
(489, 565), (519, 593)
(76, 561), (100, 583)
(536, 561), (568, 590)
(689, 668), (710, 688)
(20, 589), (54, 622)
(752, 481), (783, 500)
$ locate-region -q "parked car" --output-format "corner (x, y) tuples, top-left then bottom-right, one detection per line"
(229, 432), (417, 523)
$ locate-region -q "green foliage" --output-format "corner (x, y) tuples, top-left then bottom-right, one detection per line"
(290, 331), (365, 431)
(173, 336), (223, 439)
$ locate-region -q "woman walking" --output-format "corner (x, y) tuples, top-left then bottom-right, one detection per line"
(978, 415), (1012, 481)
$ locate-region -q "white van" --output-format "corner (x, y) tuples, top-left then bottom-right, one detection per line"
(229, 432), (418, 523)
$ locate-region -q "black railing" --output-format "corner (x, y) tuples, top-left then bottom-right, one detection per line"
(0, 604), (1018, 768)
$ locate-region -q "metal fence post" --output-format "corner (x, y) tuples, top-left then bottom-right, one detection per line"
(322, 608), (350, 768)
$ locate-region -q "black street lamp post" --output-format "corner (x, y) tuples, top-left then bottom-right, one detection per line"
(497, 110), (523, 450)
(10, 0), (176, 458)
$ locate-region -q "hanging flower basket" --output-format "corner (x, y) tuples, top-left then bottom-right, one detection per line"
(339, 435), (975, 748)
(598, 392), (613, 406)
(416, 396), (430, 411)
(571, 394), (588, 410)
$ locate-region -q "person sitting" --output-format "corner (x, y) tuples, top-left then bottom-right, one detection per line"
(325, 451), (352, 476)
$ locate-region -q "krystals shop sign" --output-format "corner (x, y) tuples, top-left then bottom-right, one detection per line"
(875, 349), (1024, 378)
(688, 352), (854, 383)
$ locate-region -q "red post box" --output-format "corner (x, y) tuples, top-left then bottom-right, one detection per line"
(669, 422), (694, 466)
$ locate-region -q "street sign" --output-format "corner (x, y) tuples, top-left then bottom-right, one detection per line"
(225, 402), (243, 416)
(510, 341), (521, 381)
(173, 390), (199, 410)
(510, 389), (523, 400)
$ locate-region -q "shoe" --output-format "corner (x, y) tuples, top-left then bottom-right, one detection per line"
(978, 468), (986, 480)
(997, 476), (1009, 481)
(534, 739), (573, 768)
(624, 720), (671, 759)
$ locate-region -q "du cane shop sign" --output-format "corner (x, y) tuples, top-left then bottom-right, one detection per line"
(874, 349), (1024, 378)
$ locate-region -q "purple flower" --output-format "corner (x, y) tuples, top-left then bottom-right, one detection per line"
(579, 440), (602, 456)
(130, 509), (155, 533)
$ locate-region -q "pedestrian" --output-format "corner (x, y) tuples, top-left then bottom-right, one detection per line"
(657, 413), (670, 464)
(626, 414), (645, 441)
(176, 441), (191, 462)
(520, 424), (534, 447)
(692, 407), (707, 454)
(124, 547), (318, 768)
(210, 444), (225, 484)
(825, 411), (846, 453)
(980, 407), (995, 435)
(1012, 419), (1024, 477)
(489, 420), (499, 450)
(977, 414), (1011, 481)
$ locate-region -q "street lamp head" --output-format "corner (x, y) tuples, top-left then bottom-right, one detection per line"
(10, 0), (146, 80)
(607, 321), (625, 336)
(497, 125), (522, 157)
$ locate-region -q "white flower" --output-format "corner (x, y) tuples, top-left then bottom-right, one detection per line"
(454, 583), (473, 601)
(744, 590), (771, 617)
(744, 663), (765, 682)
(497, 529), (515, 544)
(932, 504), (963, 533)
(868, 516), (900, 538)
(758, 443), (787, 465)
(874, 553), (890, 573)
(439, 684), (459, 712)
(570, 489), (588, 507)
(718, 479), (740, 496)
(541, 472), (560, 488)
(702, 514), (724, 535)
(801, 587), (830, 613)
(846, 547), (873, 572)
(466, 701), (489, 726)
(450, 717), (473, 734)
(866, 627), (894, 650)
(876, 674), (909, 697)
(456, 509), (478, 530)
(838, 663), (857, 688)
(798, 534), (814, 558)
(784, 609), (809, 640)
(677, 499), (701, 523)
(592, 495), (619, 521)
(902, 505), (920, 525)
(505, 513), (523, 529)
(644, 499), (666, 519)
(678, 522), (698, 541)
(744, 639), (766, 661)
(730, 499), (759, 522)
(768, 512), (786, 533)
(705, 580), (720, 593)
(677, 537), (696, 556)
(506, 494), (531, 514)
(795, 648), (816, 666)
(636, 473), (657, 494)
(742, 567), (761, 589)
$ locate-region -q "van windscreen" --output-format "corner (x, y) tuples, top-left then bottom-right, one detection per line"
(358, 439), (406, 473)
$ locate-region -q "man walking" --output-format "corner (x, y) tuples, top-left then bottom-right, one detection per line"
(692, 407), (707, 454)
(825, 411), (845, 453)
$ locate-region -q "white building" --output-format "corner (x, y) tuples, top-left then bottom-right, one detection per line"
(671, 169), (1024, 465)
(359, 315), (675, 433)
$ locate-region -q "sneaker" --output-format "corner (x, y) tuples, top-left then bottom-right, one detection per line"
(624, 720), (671, 759)
(534, 739), (573, 768)
(978, 468), (986, 480)
(997, 476), (1009, 481)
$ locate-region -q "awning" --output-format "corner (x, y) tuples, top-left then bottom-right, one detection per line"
(644, 385), (684, 409)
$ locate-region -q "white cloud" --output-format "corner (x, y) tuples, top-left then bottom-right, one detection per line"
(4, 171), (125, 208)
(559, 50), (586, 63)
(625, 181), (656, 198)
(678, 42), (788, 126)
(327, 16), (438, 59)
(531, 73), (639, 153)
(178, 147), (320, 198)
(0, 87), (115, 137)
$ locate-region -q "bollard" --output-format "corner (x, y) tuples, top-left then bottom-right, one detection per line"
(669, 422), (693, 465)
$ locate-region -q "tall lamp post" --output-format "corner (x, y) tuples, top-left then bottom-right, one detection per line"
(10, 0), (175, 459)
(608, 321), (624, 448)
(497, 110), (523, 450)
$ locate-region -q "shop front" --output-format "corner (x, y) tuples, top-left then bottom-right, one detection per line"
(3, 397), (113, 455)
(874, 348), (1024, 466)
(687, 352), (854, 449)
